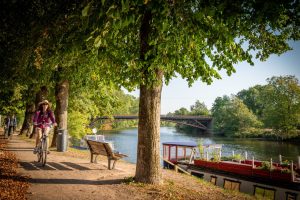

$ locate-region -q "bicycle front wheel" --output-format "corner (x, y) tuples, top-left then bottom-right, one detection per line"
(37, 146), (42, 162)
(41, 138), (47, 166)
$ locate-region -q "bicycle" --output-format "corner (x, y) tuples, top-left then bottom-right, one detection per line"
(36, 128), (48, 166)
(35, 121), (54, 166)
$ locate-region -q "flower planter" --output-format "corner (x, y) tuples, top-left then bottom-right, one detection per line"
(194, 159), (208, 167)
(271, 170), (291, 182)
(253, 168), (270, 178)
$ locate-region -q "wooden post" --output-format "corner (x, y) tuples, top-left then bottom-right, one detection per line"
(270, 158), (273, 171)
(189, 148), (195, 164)
(245, 151), (248, 160)
(174, 165), (178, 173)
(252, 157), (255, 168)
(298, 156), (300, 168)
(175, 146), (178, 161)
(206, 152), (208, 161)
(168, 145), (171, 161)
(279, 155), (282, 164)
(232, 150), (235, 158)
(291, 161), (294, 182)
(219, 150), (222, 161)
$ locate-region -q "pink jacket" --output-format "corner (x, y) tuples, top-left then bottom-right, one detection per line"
(33, 110), (56, 129)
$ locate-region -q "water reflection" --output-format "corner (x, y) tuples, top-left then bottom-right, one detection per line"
(101, 127), (300, 164)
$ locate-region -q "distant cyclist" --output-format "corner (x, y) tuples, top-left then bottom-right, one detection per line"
(33, 100), (57, 154)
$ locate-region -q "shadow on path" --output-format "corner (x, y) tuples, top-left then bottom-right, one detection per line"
(28, 178), (124, 185)
(60, 162), (92, 170)
(19, 161), (94, 171)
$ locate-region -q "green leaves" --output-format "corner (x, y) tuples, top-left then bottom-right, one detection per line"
(82, 2), (92, 17)
(212, 95), (263, 137)
(262, 76), (300, 138)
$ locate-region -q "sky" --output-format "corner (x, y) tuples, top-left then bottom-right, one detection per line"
(127, 41), (300, 114)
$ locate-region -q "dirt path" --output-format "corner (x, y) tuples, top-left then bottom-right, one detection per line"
(7, 134), (139, 200)
(5, 133), (254, 200)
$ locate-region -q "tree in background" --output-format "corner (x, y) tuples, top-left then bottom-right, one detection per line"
(174, 107), (190, 115)
(237, 85), (266, 120)
(211, 95), (231, 135)
(212, 95), (262, 137)
(262, 76), (300, 139)
(190, 100), (210, 116)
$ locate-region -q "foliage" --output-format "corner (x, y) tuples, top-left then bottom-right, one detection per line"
(197, 139), (205, 159)
(221, 154), (244, 161)
(68, 87), (139, 139)
(174, 107), (190, 116)
(261, 76), (300, 139)
(281, 160), (291, 167)
(237, 85), (266, 119)
(68, 110), (91, 140)
(258, 161), (271, 171)
(190, 100), (210, 116)
(211, 95), (263, 137)
(280, 168), (291, 174)
(85, 0), (300, 88)
(0, 141), (29, 200)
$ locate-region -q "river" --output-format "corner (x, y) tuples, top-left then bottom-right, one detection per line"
(99, 127), (300, 164)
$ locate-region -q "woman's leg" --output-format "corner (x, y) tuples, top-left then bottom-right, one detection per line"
(44, 127), (51, 151)
(35, 128), (42, 147)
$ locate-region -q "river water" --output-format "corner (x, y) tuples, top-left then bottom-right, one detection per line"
(100, 127), (300, 164)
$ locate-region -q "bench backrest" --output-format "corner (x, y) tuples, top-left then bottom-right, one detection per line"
(86, 140), (114, 157)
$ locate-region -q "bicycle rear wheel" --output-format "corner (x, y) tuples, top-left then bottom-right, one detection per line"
(41, 138), (47, 166)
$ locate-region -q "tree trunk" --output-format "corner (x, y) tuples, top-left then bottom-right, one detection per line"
(51, 80), (69, 147)
(134, 9), (163, 184)
(20, 103), (35, 135)
(135, 71), (163, 184)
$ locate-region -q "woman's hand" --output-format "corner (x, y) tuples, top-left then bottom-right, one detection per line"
(53, 123), (58, 127)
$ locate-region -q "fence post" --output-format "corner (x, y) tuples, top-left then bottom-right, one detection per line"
(279, 155), (282, 164)
(291, 161), (294, 182)
(245, 151), (248, 160)
(252, 157), (255, 168)
(270, 158), (273, 171)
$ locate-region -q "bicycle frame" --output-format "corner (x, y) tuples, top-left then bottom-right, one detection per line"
(37, 129), (48, 166)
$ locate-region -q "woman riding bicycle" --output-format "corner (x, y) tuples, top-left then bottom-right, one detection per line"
(33, 100), (57, 154)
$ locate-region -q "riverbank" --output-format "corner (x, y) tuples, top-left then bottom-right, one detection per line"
(2, 132), (255, 200)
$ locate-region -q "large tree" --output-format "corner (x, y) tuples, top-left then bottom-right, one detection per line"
(83, 0), (300, 184)
(262, 76), (300, 138)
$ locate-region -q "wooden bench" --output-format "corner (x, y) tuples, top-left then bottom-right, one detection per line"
(86, 140), (128, 170)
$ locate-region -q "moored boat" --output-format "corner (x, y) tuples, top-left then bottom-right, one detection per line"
(162, 141), (300, 200)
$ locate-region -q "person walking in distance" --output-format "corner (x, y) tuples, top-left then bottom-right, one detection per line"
(3, 115), (10, 139)
(8, 114), (17, 138)
(33, 100), (57, 154)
